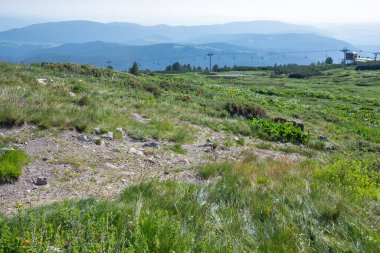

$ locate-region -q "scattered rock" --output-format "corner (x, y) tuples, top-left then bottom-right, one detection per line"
(69, 92), (76, 97)
(143, 142), (160, 149)
(325, 142), (334, 151)
(145, 158), (156, 164)
(116, 128), (124, 134)
(95, 139), (105, 146)
(36, 79), (47, 85)
(0, 147), (15, 152)
(42, 157), (48, 161)
(35, 177), (48, 186)
(0, 147), (15, 155)
(128, 147), (144, 156)
(77, 134), (92, 142)
(93, 128), (101, 135)
(101, 132), (114, 140)
(104, 163), (118, 169)
(48, 246), (62, 252)
(131, 113), (151, 123)
(319, 135), (328, 141)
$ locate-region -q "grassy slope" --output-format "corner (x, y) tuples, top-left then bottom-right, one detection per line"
(0, 63), (378, 150)
(0, 62), (379, 252)
(1, 156), (379, 252)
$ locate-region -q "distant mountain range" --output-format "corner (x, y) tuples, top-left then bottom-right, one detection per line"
(0, 20), (320, 45)
(0, 20), (356, 70)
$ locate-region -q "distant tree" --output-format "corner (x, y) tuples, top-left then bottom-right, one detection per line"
(106, 65), (113, 70)
(172, 62), (181, 71)
(212, 64), (219, 71)
(325, 57), (333, 65)
(129, 62), (139, 76)
(165, 65), (173, 71)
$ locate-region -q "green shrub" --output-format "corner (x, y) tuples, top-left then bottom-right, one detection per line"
(226, 100), (268, 119)
(288, 71), (321, 79)
(250, 119), (310, 144)
(273, 64), (322, 78)
(356, 62), (380, 71)
(0, 149), (29, 183)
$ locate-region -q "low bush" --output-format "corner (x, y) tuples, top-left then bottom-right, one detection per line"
(356, 62), (380, 71)
(250, 119), (310, 144)
(272, 64), (322, 78)
(226, 100), (268, 120)
(0, 149), (29, 183)
(41, 63), (112, 77)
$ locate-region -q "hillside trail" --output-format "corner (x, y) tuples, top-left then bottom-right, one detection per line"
(0, 117), (302, 215)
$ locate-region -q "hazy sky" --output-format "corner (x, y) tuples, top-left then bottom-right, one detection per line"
(1, 0), (379, 25)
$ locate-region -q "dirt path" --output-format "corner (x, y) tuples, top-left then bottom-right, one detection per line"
(0, 123), (302, 215)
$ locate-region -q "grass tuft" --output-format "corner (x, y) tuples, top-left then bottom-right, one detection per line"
(0, 149), (29, 183)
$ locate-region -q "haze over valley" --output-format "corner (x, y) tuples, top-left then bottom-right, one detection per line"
(0, 19), (376, 70)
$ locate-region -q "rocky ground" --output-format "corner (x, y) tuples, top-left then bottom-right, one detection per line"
(0, 116), (303, 215)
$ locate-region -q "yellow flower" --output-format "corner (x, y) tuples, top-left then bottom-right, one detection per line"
(21, 245), (26, 250)
(24, 239), (30, 244)
(17, 203), (24, 208)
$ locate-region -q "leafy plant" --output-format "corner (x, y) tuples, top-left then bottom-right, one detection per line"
(250, 119), (310, 144)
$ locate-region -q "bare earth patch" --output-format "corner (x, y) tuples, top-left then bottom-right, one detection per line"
(0, 123), (303, 215)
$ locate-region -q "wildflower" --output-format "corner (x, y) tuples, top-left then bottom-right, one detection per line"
(17, 203), (24, 208)
(24, 239), (30, 244)
(21, 245), (26, 250)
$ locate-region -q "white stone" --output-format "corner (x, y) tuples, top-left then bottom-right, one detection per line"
(128, 147), (144, 156)
(36, 79), (47, 84)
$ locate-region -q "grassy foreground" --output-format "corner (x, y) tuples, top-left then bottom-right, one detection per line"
(1, 154), (379, 252)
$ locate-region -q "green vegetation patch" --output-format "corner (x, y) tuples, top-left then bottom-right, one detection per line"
(0, 149), (29, 183)
(0, 62), (378, 152)
(251, 118), (310, 144)
(315, 156), (380, 199)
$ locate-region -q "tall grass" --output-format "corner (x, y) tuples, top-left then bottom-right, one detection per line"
(1, 156), (379, 252)
(0, 149), (29, 183)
